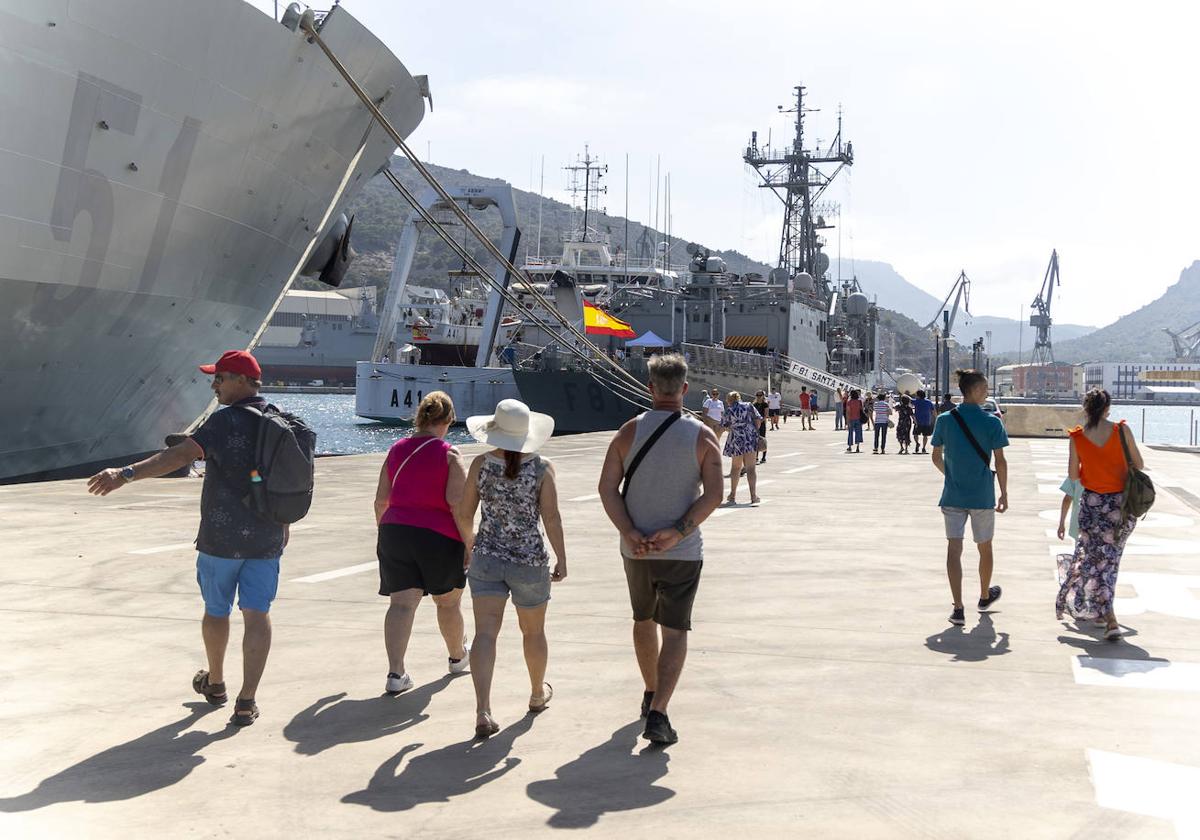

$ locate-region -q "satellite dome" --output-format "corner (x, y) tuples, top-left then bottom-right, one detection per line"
(846, 292), (870, 317)
(793, 271), (815, 292)
(769, 267), (789, 284)
(813, 252), (830, 277)
(895, 372), (923, 395)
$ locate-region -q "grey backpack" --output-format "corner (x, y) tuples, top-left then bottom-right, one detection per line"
(238, 404), (317, 524)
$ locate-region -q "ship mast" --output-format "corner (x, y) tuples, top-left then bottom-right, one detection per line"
(744, 85), (854, 291)
(564, 146), (607, 243)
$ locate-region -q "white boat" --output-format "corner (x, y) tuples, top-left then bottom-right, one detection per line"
(1, 1), (428, 481)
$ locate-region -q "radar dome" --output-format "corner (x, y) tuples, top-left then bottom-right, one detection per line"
(705, 256), (727, 273)
(846, 292), (870, 317)
(769, 267), (789, 284)
(793, 271), (815, 292)
(895, 372), (923, 395)
(814, 252), (830, 277)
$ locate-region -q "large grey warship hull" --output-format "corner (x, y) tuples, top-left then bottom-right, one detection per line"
(0, 1), (426, 481)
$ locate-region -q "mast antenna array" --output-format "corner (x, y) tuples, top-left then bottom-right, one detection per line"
(1029, 249), (1060, 366)
(744, 84), (853, 292)
(564, 145), (607, 244)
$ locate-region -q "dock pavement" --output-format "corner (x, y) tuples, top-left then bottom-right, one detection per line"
(2, 420), (1199, 838)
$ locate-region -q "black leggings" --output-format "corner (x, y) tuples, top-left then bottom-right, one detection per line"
(874, 423), (888, 450)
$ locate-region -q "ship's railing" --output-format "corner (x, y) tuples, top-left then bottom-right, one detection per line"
(681, 343), (774, 378)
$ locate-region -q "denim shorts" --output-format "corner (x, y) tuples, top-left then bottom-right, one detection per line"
(196, 552), (280, 616)
(941, 507), (996, 543)
(468, 553), (550, 608)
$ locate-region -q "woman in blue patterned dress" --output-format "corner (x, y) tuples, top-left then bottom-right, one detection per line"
(721, 391), (763, 505)
(1055, 389), (1143, 640)
(457, 400), (568, 737)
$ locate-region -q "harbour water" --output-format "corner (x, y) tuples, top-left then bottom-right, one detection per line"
(279, 393), (1200, 455)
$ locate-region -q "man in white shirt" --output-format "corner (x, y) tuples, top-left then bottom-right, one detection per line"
(767, 390), (782, 430)
(702, 388), (726, 443)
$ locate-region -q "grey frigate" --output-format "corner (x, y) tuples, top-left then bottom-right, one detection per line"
(0, 1), (429, 481)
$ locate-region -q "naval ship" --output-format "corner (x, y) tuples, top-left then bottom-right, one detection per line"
(513, 85), (878, 432)
(1, 1), (429, 481)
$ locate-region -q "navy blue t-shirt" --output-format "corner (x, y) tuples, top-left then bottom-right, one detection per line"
(190, 396), (285, 560)
(913, 398), (935, 426)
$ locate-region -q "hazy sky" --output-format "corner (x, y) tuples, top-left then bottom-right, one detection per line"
(252, 1), (1197, 327)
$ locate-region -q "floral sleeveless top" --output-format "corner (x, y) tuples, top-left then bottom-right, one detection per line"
(473, 454), (550, 567)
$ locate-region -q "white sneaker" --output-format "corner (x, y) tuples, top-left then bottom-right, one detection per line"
(385, 672), (413, 694)
(448, 640), (471, 674)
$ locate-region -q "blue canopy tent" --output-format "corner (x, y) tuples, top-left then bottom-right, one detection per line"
(625, 330), (672, 348)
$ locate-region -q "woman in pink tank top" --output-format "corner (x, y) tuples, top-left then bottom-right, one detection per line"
(371, 392), (470, 696)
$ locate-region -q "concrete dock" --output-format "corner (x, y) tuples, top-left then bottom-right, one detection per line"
(2, 421), (1199, 838)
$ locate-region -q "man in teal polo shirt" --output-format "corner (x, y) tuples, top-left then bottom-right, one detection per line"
(931, 370), (1009, 626)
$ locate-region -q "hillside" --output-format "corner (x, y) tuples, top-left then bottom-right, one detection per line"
(1050, 261), (1200, 363)
(852, 260), (1096, 353)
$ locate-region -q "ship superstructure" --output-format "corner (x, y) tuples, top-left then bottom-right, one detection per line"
(0, 1), (428, 481)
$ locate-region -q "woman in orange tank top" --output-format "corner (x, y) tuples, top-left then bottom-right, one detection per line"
(1055, 389), (1144, 639)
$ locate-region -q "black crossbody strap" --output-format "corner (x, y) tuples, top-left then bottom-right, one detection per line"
(1116, 421), (1134, 467)
(621, 412), (683, 498)
(950, 408), (991, 468)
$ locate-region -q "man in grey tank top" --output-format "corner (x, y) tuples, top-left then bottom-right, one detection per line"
(598, 353), (723, 745)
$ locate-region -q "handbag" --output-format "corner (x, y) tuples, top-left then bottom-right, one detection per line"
(1116, 423), (1155, 518)
(757, 435), (768, 453)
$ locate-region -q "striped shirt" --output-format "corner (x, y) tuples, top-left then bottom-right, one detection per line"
(874, 400), (892, 424)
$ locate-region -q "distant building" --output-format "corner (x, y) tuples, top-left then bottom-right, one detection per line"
(1083, 363), (1200, 402)
(1013, 363), (1077, 397)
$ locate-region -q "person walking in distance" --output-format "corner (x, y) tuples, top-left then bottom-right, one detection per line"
(1055, 389), (1144, 639)
(702, 388), (726, 445)
(721, 392), (764, 505)
(767, 389), (782, 431)
(931, 370), (1009, 626)
(912, 389), (936, 454)
(798, 387), (813, 430)
(895, 394), (915, 455)
(87, 350), (300, 726)
(872, 391), (893, 454)
(844, 389), (865, 453)
(835, 387), (846, 431)
(455, 400), (567, 737)
(598, 354), (723, 745)
(373, 392), (470, 697)
(752, 390), (770, 465)
(862, 392), (874, 432)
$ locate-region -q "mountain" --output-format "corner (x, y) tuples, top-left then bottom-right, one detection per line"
(1050, 261), (1200, 363)
(850, 260), (1097, 354)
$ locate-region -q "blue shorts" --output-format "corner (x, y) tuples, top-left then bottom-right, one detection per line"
(468, 553), (550, 608)
(196, 552), (281, 616)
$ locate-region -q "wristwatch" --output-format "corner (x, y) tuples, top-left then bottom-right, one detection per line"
(120, 466), (136, 482)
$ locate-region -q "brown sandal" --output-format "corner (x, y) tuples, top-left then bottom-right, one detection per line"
(192, 670), (227, 707)
(474, 712), (499, 739)
(230, 698), (259, 727)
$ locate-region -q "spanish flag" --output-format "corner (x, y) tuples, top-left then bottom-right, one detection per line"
(583, 300), (636, 339)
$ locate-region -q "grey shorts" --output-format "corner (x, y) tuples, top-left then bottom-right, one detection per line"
(942, 507), (996, 543)
(468, 553), (551, 608)
(623, 556), (703, 631)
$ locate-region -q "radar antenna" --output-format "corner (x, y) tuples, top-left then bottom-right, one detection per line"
(1029, 250), (1059, 366)
(564, 146), (607, 244)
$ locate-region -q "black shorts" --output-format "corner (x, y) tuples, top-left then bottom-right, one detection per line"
(768, 408), (780, 417)
(377, 524), (466, 596)
(623, 556), (702, 631)
(916, 423), (934, 436)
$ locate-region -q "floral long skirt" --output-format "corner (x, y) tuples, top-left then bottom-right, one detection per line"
(1055, 489), (1137, 621)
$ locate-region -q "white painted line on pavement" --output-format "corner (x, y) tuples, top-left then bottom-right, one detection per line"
(1037, 509), (1195, 529)
(1036, 472), (1066, 481)
(1115, 572), (1200, 619)
(1087, 749), (1200, 837)
(773, 452), (804, 459)
(1072, 656), (1200, 692)
(784, 465), (818, 474)
(568, 493), (600, 502)
(1038, 483), (1061, 494)
(291, 561), (376, 584)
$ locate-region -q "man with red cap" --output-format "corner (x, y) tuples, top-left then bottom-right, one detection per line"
(88, 349), (285, 727)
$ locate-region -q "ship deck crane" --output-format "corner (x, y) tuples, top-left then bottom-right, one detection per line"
(1030, 250), (1060, 366)
(926, 270), (971, 401)
(1164, 320), (1200, 362)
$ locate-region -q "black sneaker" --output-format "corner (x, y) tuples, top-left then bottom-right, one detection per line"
(978, 585), (1002, 611)
(640, 691), (654, 718)
(949, 607), (966, 626)
(642, 710), (678, 745)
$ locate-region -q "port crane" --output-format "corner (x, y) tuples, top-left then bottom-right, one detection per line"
(1164, 320), (1200, 362)
(1029, 250), (1060, 366)
(926, 270), (971, 400)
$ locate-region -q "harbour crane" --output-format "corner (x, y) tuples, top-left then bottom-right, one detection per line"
(1164, 320), (1200, 362)
(926, 270), (971, 400)
(1029, 250), (1060, 366)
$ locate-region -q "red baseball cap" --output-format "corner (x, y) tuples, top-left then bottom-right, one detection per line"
(199, 350), (261, 379)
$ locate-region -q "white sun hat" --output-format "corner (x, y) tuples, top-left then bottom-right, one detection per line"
(466, 399), (555, 454)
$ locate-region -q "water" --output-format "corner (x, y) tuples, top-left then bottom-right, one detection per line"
(275, 393), (474, 455)
(276, 394), (1200, 454)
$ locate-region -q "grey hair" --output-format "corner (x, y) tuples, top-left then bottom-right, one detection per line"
(647, 352), (688, 396)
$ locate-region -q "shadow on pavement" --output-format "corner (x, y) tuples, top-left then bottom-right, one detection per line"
(0, 703), (234, 811)
(1057, 630), (1162, 665)
(526, 720), (674, 829)
(341, 711), (537, 811)
(283, 675), (457, 756)
(924, 613), (1011, 662)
